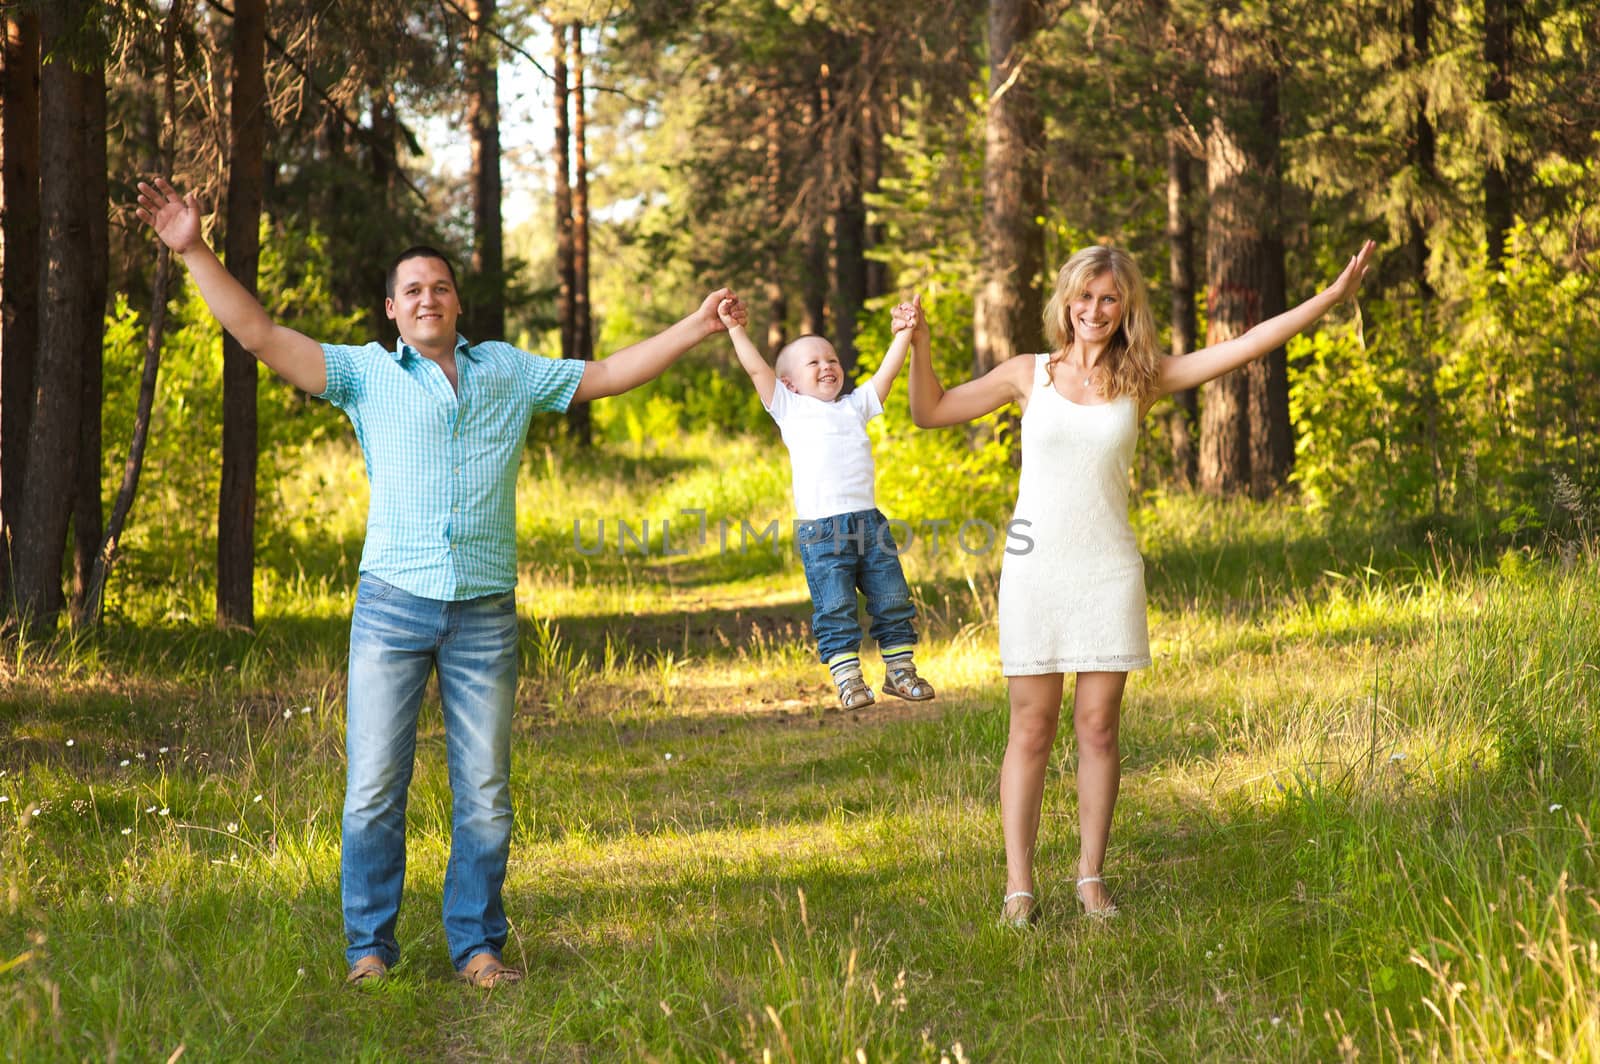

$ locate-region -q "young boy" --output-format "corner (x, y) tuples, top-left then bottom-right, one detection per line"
(716, 296), (936, 710)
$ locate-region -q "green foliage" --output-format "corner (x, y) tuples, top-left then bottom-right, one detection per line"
(852, 291), (1020, 531)
(1290, 202), (1600, 533)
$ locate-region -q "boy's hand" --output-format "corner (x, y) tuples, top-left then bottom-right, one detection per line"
(891, 294), (927, 339)
(135, 178), (204, 255)
(716, 294), (749, 332)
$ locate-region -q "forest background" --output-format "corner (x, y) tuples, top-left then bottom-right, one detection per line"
(2, 0), (1599, 1060)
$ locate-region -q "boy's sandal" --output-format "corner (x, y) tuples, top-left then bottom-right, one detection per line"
(882, 664), (935, 701)
(457, 952), (523, 989)
(1000, 890), (1037, 929)
(837, 675), (876, 710)
(346, 955), (389, 985)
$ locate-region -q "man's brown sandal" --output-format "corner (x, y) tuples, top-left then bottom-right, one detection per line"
(457, 952), (523, 989)
(346, 955), (389, 985)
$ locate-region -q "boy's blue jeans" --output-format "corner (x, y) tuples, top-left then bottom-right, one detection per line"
(796, 508), (918, 663)
(341, 573), (518, 972)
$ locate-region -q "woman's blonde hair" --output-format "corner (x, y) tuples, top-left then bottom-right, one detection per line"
(1041, 245), (1161, 401)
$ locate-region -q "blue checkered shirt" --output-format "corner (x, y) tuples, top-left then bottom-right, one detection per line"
(318, 335), (585, 600)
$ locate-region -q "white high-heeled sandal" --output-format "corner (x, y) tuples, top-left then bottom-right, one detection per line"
(1000, 890), (1036, 928)
(1074, 875), (1118, 918)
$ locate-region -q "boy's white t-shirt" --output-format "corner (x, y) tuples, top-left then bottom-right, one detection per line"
(765, 384), (883, 521)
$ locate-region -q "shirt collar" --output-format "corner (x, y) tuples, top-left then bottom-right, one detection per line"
(392, 334), (475, 362)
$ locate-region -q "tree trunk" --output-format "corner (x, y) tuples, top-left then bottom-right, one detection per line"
(1407, 0), (1436, 301)
(1483, 0), (1514, 268)
(560, 22), (592, 444)
(1165, 127), (1198, 487)
(830, 68), (866, 378)
(553, 24), (573, 364)
(974, 0), (1045, 377)
(11, 2), (92, 634)
(367, 88), (397, 338)
(1200, 13), (1288, 498)
(568, 24), (593, 445)
(763, 89), (787, 356)
(1404, 0), (1444, 514)
(218, 0), (266, 630)
(465, 0), (503, 341)
(861, 78), (886, 302)
(71, 59), (108, 624)
(1, 10), (40, 613)
(800, 81), (828, 336)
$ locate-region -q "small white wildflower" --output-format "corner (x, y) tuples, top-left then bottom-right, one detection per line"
(159, 746), (170, 754)
(1549, 803), (1564, 813)
(66, 739), (75, 747)
(1205, 950), (1214, 959)
(1389, 752), (1406, 762)
(159, 808), (170, 816)
(296, 967), (306, 977)
(253, 794), (263, 803)
(119, 759), (130, 767)
(283, 708), (293, 720)
(136, 752), (146, 761)
(121, 827), (132, 835)
(664, 753), (673, 761)
(227, 822), (238, 833)
(145, 805), (157, 814)
(1271, 1016), (1282, 1027)
(300, 706), (312, 715)
(0, 795), (9, 803)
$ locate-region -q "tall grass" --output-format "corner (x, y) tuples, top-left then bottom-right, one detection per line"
(2, 435), (1597, 1061)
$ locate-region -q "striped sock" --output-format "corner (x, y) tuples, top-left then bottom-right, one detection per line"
(828, 654), (863, 686)
(881, 647), (915, 668)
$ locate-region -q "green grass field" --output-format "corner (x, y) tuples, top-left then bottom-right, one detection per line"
(3, 436), (1598, 1061)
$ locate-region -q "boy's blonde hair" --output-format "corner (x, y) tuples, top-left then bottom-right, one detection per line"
(1041, 246), (1161, 401)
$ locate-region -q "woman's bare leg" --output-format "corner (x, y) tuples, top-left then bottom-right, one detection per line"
(1000, 673), (1065, 919)
(1071, 670), (1127, 912)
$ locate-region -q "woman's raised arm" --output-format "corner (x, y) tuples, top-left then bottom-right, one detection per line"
(907, 311), (1032, 427)
(1152, 240), (1375, 400)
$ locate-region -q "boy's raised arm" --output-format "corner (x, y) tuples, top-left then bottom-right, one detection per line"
(135, 178), (327, 395)
(716, 297), (777, 406)
(870, 294), (922, 403)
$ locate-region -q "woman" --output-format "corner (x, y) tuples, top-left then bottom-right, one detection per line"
(903, 241), (1374, 922)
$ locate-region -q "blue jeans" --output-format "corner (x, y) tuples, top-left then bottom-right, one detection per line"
(341, 573), (519, 971)
(796, 508), (918, 663)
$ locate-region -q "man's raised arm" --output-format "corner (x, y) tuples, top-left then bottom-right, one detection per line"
(135, 178), (327, 395)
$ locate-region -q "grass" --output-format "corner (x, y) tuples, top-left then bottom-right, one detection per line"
(3, 433), (1598, 1061)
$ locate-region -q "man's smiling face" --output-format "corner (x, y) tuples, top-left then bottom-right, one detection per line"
(385, 256), (462, 351)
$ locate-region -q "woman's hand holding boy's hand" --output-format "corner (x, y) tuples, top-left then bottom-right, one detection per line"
(716, 294), (749, 332)
(891, 294), (927, 340)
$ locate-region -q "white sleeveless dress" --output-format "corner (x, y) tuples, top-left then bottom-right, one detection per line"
(998, 353), (1151, 675)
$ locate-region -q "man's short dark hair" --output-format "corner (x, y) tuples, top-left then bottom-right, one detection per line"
(386, 246), (458, 299)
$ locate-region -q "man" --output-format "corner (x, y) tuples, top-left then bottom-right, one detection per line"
(135, 178), (745, 988)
